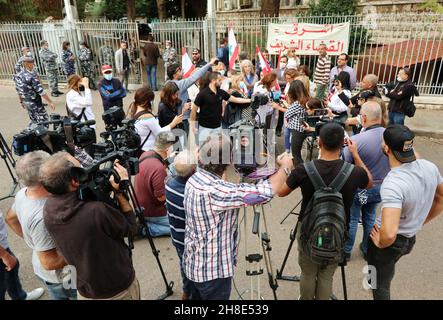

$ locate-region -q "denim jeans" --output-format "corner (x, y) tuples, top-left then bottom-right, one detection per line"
(345, 184), (381, 255)
(174, 245), (196, 298)
(36, 275), (77, 300)
(291, 130), (306, 166)
(284, 127), (291, 152)
(0, 248), (27, 300)
(190, 277), (232, 300)
(198, 125), (222, 146)
(146, 65), (157, 90)
(367, 234), (416, 300)
(145, 216), (171, 237)
(388, 111), (405, 125)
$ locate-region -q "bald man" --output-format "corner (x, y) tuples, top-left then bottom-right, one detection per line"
(342, 101), (391, 261)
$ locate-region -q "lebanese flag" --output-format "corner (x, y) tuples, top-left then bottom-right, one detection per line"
(182, 47), (195, 78)
(257, 45), (280, 91)
(228, 22), (239, 71)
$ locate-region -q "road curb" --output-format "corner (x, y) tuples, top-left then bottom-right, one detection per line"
(412, 129), (443, 140)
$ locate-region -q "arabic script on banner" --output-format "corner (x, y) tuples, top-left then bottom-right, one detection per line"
(266, 22), (350, 55)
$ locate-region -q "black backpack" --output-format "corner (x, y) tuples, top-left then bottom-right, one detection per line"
(299, 161), (354, 267)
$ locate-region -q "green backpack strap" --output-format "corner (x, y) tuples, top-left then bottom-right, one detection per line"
(329, 162), (355, 192)
(304, 161), (327, 191)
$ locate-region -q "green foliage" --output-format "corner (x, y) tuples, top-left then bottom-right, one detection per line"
(136, 0), (158, 19)
(420, 0), (443, 13)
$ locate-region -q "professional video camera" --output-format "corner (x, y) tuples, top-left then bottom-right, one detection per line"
(229, 94), (270, 175)
(93, 107), (141, 159)
(12, 114), (96, 156)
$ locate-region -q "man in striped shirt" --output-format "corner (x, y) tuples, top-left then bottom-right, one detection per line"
(313, 43), (332, 102)
(165, 150), (197, 300)
(183, 134), (294, 300)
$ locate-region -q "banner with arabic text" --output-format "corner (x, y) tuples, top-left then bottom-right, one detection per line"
(266, 22), (350, 55)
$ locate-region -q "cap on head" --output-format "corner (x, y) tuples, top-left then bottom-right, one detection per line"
(40, 40), (48, 46)
(23, 56), (34, 63)
(101, 64), (112, 74)
(383, 124), (416, 163)
(192, 48), (201, 54)
(21, 46), (30, 52)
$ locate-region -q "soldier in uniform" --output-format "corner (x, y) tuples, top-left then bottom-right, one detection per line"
(99, 40), (115, 68)
(14, 47), (33, 74)
(39, 40), (63, 97)
(78, 40), (97, 90)
(162, 40), (177, 81)
(62, 41), (76, 77)
(15, 56), (56, 126)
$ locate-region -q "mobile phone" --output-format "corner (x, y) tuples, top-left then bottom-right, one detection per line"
(313, 109), (328, 116)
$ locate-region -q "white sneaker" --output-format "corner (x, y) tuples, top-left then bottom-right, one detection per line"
(25, 287), (45, 300)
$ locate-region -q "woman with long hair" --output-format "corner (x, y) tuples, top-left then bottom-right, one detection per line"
(127, 86), (183, 152)
(240, 59), (258, 98)
(327, 71), (352, 122)
(285, 80), (309, 165)
(66, 74), (96, 126)
(286, 48), (300, 69)
(62, 41), (76, 77)
(253, 72), (283, 130)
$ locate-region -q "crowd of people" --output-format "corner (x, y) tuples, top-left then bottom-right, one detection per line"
(3, 36), (443, 302)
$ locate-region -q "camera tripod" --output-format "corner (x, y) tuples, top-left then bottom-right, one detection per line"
(239, 200), (279, 300)
(118, 164), (174, 300)
(0, 131), (19, 202)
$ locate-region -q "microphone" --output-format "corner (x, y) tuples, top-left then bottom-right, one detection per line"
(75, 120), (96, 128)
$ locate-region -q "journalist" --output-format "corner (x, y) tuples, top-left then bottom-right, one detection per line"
(183, 134), (294, 300)
(41, 152), (140, 300)
(277, 123), (372, 300)
(368, 125), (443, 300)
(6, 151), (76, 300)
(342, 102), (391, 261)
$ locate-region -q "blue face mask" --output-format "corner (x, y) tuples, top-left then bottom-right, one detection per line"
(104, 73), (113, 81)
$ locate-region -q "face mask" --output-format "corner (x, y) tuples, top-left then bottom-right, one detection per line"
(397, 76), (405, 82)
(79, 85), (85, 92)
(280, 63), (287, 69)
(218, 70), (226, 76)
(80, 45), (85, 49)
(104, 73), (113, 81)
(166, 45), (171, 49)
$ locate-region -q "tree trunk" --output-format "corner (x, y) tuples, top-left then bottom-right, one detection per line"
(127, 0), (135, 21)
(181, 0), (186, 18)
(260, 0), (280, 17)
(156, 0), (167, 20)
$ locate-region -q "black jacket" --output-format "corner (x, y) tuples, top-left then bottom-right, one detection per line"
(386, 80), (419, 114)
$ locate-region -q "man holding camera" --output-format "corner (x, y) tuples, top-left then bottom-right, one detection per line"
(183, 134), (294, 300)
(41, 152), (140, 300)
(277, 123), (372, 300)
(6, 151), (77, 300)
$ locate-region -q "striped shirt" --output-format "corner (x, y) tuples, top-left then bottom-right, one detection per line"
(313, 55), (331, 85)
(183, 169), (273, 283)
(285, 101), (306, 132)
(165, 176), (188, 250)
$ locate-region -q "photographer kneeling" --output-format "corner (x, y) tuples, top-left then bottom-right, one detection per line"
(41, 152), (140, 300)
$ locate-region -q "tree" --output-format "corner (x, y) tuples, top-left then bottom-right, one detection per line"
(156, 0), (167, 19)
(420, 0), (443, 13)
(127, 0), (135, 21)
(260, 0), (280, 17)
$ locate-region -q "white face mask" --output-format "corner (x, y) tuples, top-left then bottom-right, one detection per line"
(219, 70), (226, 76)
(280, 63), (287, 69)
(397, 76), (405, 82)
(166, 45), (171, 49)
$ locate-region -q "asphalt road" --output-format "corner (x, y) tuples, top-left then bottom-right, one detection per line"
(0, 86), (442, 300)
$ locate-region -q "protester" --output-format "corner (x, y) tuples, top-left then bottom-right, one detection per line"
(142, 34), (161, 91)
(5, 151), (77, 300)
(191, 72), (250, 145)
(135, 132), (176, 237)
(368, 125), (443, 300)
(222, 74), (249, 128)
(15, 56), (55, 125)
(295, 75), (311, 99)
(183, 134), (294, 299)
(98, 64), (126, 111)
(298, 64), (316, 97)
(256, 49), (274, 78)
(313, 43), (331, 101)
(39, 40), (62, 97)
(384, 67), (419, 125)
(66, 75), (96, 127)
(41, 152), (140, 300)
(286, 48), (300, 69)
(78, 41), (97, 90)
(326, 71), (352, 121)
(252, 72), (281, 132)
(191, 48), (207, 68)
(240, 59), (258, 98)
(62, 41), (76, 77)
(162, 40), (177, 81)
(159, 82), (190, 128)
(213, 62), (230, 91)
(346, 89), (377, 134)
(329, 53), (356, 91)
(275, 55), (289, 136)
(342, 102), (391, 261)
(115, 40), (132, 92)
(217, 38), (229, 68)
(277, 122), (372, 300)
(350, 74), (380, 109)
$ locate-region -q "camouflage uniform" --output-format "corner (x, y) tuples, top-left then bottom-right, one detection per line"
(162, 47), (177, 81)
(62, 49), (76, 77)
(78, 47), (97, 89)
(99, 45), (115, 68)
(39, 48), (59, 94)
(15, 68), (49, 125)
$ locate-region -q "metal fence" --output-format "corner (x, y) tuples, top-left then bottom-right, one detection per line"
(0, 20), (143, 85)
(151, 13), (443, 95)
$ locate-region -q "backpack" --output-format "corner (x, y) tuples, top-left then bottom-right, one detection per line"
(404, 94), (416, 118)
(299, 161), (354, 267)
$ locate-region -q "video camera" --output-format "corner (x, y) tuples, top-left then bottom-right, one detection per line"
(12, 114), (96, 156)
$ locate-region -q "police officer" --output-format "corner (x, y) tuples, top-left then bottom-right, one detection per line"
(14, 46), (34, 74)
(99, 40), (115, 68)
(15, 56), (55, 125)
(39, 40), (63, 97)
(78, 40), (97, 90)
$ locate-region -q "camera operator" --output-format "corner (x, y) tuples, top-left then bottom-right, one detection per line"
(384, 67), (419, 125)
(5, 151), (76, 300)
(342, 102), (391, 261)
(183, 134), (294, 300)
(66, 74), (96, 128)
(134, 132), (176, 237)
(277, 123), (372, 300)
(368, 125), (443, 300)
(41, 152), (140, 300)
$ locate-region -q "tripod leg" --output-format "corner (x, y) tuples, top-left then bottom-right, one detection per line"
(259, 205), (278, 300)
(280, 198), (302, 224)
(341, 264), (348, 300)
(276, 220), (300, 282)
